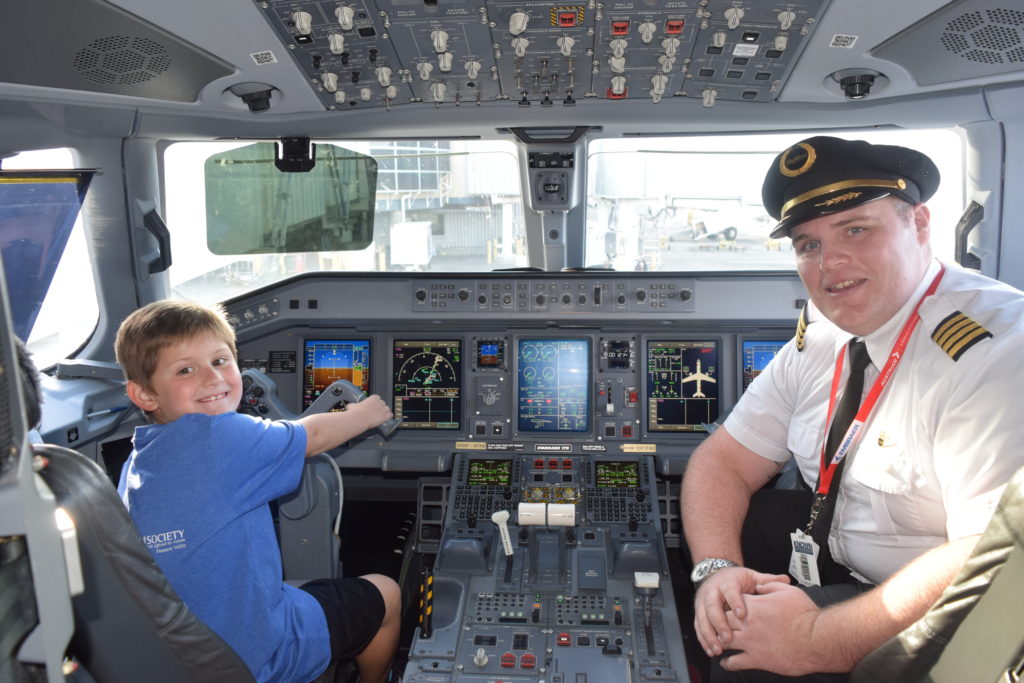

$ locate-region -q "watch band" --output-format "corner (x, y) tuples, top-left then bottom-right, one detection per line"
(690, 557), (739, 586)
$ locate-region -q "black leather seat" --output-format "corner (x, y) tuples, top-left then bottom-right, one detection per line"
(851, 464), (1024, 683)
(34, 443), (255, 683)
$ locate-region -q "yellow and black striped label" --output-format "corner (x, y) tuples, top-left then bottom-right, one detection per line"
(550, 6), (584, 26)
(795, 304), (810, 351)
(931, 311), (992, 361)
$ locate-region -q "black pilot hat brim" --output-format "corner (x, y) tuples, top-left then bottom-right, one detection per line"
(762, 136), (940, 239)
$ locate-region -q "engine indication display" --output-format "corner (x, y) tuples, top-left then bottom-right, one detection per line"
(393, 340), (462, 429)
(647, 341), (720, 432)
(518, 338), (590, 433)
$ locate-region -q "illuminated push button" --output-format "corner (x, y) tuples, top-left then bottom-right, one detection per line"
(520, 653), (536, 668)
(557, 632), (572, 646)
(500, 653), (516, 668)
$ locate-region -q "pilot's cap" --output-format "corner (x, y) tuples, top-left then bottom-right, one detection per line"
(762, 136), (940, 239)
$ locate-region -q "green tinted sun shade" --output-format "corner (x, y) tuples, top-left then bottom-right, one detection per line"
(205, 141), (377, 255)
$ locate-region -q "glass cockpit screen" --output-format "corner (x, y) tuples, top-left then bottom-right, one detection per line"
(647, 341), (720, 432)
(741, 340), (787, 392)
(392, 340), (462, 429)
(517, 338), (590, 433)
(594, 461), (640, 488)
(467, 459), (512, 486)
(303, 340), (371, 410)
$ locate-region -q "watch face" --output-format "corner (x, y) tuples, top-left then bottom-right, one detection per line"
(690, 559), (712, 582)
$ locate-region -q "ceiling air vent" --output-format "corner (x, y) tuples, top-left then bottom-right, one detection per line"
(872, 0), (1024, 86)
(73, 36), (173, 86)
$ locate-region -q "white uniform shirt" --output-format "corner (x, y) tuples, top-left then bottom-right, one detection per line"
(726, 260), (1024, 584)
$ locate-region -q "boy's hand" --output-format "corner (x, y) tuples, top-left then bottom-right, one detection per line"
(346, 394), (393, 432)
(300, 395), (394, 456)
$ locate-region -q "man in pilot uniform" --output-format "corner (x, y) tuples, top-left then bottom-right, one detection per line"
(681, 136), (1024, 681)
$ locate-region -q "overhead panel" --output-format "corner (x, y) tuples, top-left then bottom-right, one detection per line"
(255, 0), (831, 111)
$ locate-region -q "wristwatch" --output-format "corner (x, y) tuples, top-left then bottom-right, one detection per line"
(690, 557), (739, 586)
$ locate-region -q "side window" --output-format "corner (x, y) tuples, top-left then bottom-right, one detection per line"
(3, 149), (98, 368)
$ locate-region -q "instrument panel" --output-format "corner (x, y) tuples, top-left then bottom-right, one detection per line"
(229, 272), (800, 473)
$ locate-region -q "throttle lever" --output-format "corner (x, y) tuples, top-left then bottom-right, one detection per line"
(304, 379), (403, 438)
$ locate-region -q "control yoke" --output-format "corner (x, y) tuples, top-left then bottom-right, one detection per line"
(240, 370), (402, 438)
(304, 379), (403, 438)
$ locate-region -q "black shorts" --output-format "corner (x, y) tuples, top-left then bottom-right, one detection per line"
(300, 577), (386, 663)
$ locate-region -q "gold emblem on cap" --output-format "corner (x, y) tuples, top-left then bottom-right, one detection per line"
(781, 178), (908, 220)
(815, 191), (862, 208)
(779, 142), (817, 178)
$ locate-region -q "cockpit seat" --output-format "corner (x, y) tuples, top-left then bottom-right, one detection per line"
(34, 443), (256, 683)
(851, 463), (1024, 682)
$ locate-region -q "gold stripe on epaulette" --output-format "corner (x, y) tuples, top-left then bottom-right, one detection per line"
(931, 311), (992, 361)
(795, 304), (809, 351)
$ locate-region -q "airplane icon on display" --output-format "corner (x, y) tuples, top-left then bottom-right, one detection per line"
(681, 359), (716, 398)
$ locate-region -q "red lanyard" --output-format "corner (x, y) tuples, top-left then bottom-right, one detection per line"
(816, 266), (945, 495)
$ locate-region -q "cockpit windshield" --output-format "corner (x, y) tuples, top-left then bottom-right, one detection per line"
(585, 129), (963, 271)
(165, 139), (526, 303)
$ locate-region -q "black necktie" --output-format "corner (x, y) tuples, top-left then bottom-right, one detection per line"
(809, 339), (872, 556)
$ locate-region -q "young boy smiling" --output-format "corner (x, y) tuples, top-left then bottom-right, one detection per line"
(115, 299), (399, 683)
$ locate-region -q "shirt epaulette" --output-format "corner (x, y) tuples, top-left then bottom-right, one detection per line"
(931, 310), (993, 361)
(795, 302), (812, 351)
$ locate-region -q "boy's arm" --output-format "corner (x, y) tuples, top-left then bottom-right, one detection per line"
(297, 395), (393, 456)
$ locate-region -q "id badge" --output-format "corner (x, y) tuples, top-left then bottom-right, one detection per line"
(789, 529), (821, 587)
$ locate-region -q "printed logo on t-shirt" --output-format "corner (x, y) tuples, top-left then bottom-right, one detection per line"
(142, 528), (187, 554)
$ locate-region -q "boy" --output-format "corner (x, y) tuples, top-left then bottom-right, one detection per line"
(115, 299), (399, 683)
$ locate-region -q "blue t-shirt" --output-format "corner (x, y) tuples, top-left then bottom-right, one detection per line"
(117, 412), (330, 682)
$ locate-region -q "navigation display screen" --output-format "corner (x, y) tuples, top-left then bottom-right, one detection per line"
(517, 338), (590, 433)
(392, 340), (462, 429)
(466, 459), (511, 486)
(594, 461), (640, 488)
(741, 340), (787, 392)
(302, 340), (370, 410)
(647, 341), (720, 432)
